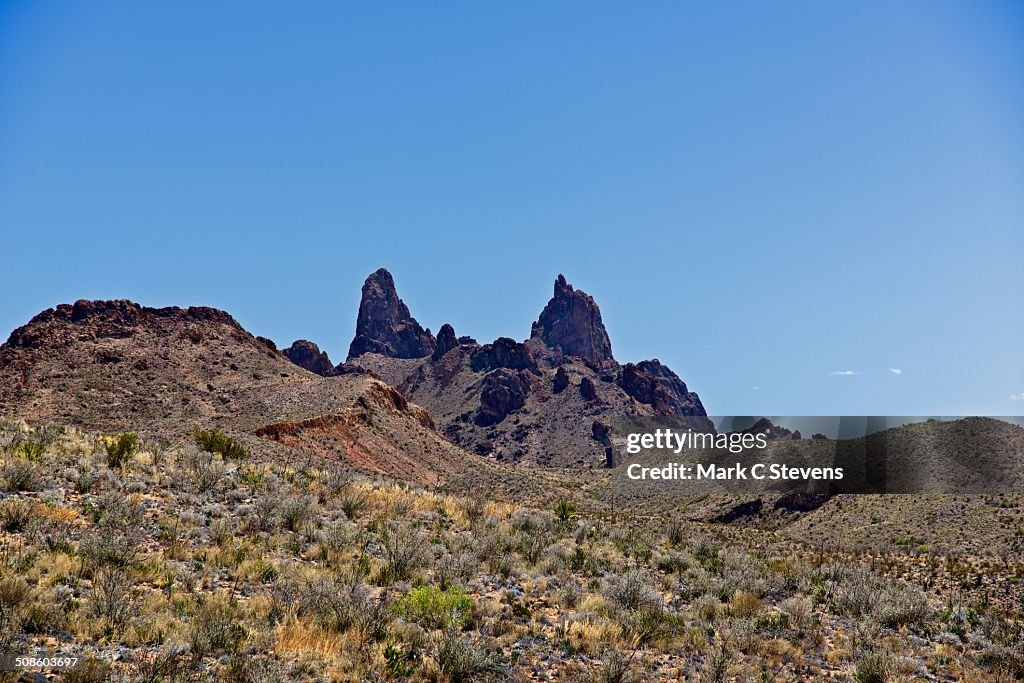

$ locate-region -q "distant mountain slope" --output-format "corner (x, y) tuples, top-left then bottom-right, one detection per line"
(336, 269), (708, 467)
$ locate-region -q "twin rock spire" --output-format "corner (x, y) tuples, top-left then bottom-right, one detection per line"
(344, 268), (614, 366)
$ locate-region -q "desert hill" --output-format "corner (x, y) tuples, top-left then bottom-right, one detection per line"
(315, 269), (708, 467)
(0, 299), (480, 487)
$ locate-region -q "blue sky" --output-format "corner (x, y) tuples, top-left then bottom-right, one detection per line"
(1, 1), (1022, 416)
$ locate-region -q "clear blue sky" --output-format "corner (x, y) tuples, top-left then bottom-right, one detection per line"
(2, 2), (1022, 416)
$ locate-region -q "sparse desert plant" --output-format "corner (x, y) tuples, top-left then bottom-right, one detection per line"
(279, 495), (314, 533)
(61, 658), (111, 683)
(604, 570), (662, 613)
(195, 428), (249, 459)
(877, 583), (929, 628)
(698, 643), (731, 683)
(397, 584), (475, 629)
(855, 650), (893, 683)
(594, 648), (634, 683)
(554, 499), (576, 523)
(433, 628), (509, 682)
(79, 493), (146, 568)
(72, 463), (99, 493)
(338, 485), (369, 520)
(0, 498), (35, 532)
(105, 432), (140, 468)
(300, 573), (390, 641)
(1, 458), (40, 492)
(666, 518), (686, 546)
(378, 521), (429, 583)
(189, 595), (247, 656)
(86, 566), (135, 632)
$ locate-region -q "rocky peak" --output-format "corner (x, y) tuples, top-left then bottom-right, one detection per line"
(347, 268), (436, 360)
(530, 275), (613, 366)
(283, 340), (333, 376)
(432, 324), (458, 361)
(2, 299), (245, 351)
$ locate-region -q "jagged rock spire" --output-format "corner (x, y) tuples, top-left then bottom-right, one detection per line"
(347, 268), (436, 360)
(530, 275), (613, 365)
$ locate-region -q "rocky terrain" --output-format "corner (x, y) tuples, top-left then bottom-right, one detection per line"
(335, 269), (706, 467)
(0, 277), (1022, 682)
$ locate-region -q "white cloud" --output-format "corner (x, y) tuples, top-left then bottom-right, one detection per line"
(1011, 393), (1024, 401)
(830, 370), (859, 376)
(752, 386), (763, 391)
(889, 368), (902, 375)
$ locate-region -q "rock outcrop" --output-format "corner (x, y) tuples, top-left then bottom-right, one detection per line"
(476, 369), (532, 426)
(618, 360), (705, 416)
(432, 324), (458, 361)
(347, 268), (436, 360)
(552, 366), (569, 393)
(470, 338), (539, 374)
(283, 339), (333, 376)
(579, 376), (598, 401)
(530, 275), (613, 366)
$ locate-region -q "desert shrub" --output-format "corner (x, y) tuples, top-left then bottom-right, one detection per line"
(1, 459), (40, 492)
(224, 656), (287, 683)
(831, 567), (880, 618)
(210, 518), (235, 546)
(251, 493), (280, 532)
(433, 629), (509, 682)
(698, 644), (731, 683)
(877, 583), (929, 628)
(28, 516), (75, 553)
(72, 464), (99, 494)
(397, 584), (474, 629)
(436, 548), (479, 590)
(666, 519), (686, 546)
(195, 428), (248, 459)
(338, 485), (369, 520)
(62, 659), (111, 683)
(604, 571), (662, 612)
(126, 645), (197, 683)
(190, 596), (247, 656)
(0, 498), (35, 532)
(554, 499), (576, 523)
(21, 599), (66, 635)
(177, 446), (228, 492)
(516, 527), (549, 566)
(779, 595), (814, 632)
(300, 574), (390, 640)
(105, 432), (140, 468)
(86, 567), (134, 633)
(378, 522), (429, 584)
(279, 495), (314, 533)
(319, 519), (357, 553)
(594, 648), (634, 683)
(79, 493), (145, 568)
(855, 650), (893, 683)
(977, 646), (1024, 678)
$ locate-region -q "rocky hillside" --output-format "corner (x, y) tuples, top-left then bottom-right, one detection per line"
(333, 269), (706, 467)
(0, 299), (480, 486)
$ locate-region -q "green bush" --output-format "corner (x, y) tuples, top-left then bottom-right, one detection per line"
(105, 432), (140, 468)
(397, 584), (474, 629)
(554, 499), (576, 523)
(194, 429), (249, 459)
